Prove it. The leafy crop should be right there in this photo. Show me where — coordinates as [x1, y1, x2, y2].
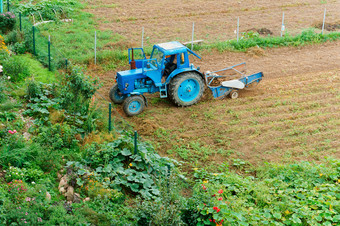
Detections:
[189, 159, 340, 225]
[66, 134, 176, 199]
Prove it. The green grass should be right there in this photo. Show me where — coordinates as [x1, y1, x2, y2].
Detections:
[192, 29, 340, 52]
[18, 54, 57, 84]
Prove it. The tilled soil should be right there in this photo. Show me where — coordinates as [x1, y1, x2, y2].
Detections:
[86, 0, 340, 44]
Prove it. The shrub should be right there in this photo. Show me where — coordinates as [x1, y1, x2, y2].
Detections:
[33, 123, 79, 150]
[59, 66, 100, 115]
[135, 176, 186, 225]
[2, 56, 30, 82]
[0, 12, 16, 33]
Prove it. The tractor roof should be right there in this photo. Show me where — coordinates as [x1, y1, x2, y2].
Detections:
[154, 41, 187, 55]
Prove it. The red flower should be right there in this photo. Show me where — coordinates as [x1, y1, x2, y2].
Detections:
[213, 219, 216, 223]
[217, 208, 221, 213]
[209, 219, 212, 222]
[203, 203, 206, 205]
[218, 189, 223, 194]
[218, 197, 223, 201]
[202, 185, 206, 190]
[213, 207, 218, 210]
[212, 194, 216, 197]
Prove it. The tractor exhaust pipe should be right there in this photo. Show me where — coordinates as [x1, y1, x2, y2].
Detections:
[130, 48, 136, 70]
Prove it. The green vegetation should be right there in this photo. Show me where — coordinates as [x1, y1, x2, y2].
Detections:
[193, 30, 340, 52]
[190, 159, 340, 225]
[1, 0, 339, 225]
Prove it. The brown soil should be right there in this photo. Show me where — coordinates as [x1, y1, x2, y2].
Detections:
[86, 0, 340, 168]
[314, 22, 340, 31]
[96, 41, 340, 169]
[86, 0, 340, 44]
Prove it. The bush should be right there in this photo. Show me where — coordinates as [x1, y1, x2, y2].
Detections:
[13, 42, 27, 54]
[135, 176, 186, 225]
[2, 56, 30, 82]
[60, 66, 100, 115]
[0, 12, 16, 33]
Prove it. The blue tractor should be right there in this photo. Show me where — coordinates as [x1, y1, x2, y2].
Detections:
[110, 41, 205, 116]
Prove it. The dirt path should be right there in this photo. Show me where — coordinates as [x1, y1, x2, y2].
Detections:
[86, 0, 340, 44]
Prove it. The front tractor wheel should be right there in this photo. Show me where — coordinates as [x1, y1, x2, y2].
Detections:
[168, 72, 205, 107]
[109, 84, 126, 104]
[123, 95, 145, 117]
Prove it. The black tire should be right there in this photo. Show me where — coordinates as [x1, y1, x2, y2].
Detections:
[109, 84, 125, 104]
[168, 72, 205, 107]
[123, 95, 145, 117]
[229, 90, 239, 99]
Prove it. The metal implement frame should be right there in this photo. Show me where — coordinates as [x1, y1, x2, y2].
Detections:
[205, 62, 263, 99]
[205, 62, 247, 87]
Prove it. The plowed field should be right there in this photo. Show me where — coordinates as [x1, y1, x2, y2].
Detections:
[87, 0, 340, 170]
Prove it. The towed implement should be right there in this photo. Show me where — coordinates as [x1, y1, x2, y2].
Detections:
[109, 41, 263, 116]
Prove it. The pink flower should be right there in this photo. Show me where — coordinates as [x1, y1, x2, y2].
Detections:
[218, 197, 223, 201]
[13, 130, 17, 133]
[25, 212, 28, 215]
[8, 130, 14, 134]
[218, 189, 223, 194]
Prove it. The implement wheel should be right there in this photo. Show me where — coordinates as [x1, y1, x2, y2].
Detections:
[123, 95, 145, 116]
[109, 84, 126, 104]
[229, 90, 239, 99]
[168, 72, 205, 106]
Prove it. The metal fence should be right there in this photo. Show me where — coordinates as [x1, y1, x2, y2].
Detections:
[2, 2, 69, 72]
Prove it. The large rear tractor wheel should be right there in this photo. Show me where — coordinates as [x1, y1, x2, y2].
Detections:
[109, 84, 125, 104]
[123, 95, 145, 116]
[168, 72, 205, 106]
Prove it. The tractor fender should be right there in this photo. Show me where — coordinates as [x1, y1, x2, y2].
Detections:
[129, 92, 148, 107]
[165, 68, 204, 84]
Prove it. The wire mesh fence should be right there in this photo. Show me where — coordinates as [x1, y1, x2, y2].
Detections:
[3, 2, 69, 72]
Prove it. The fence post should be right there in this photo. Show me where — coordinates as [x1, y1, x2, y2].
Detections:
[94, 31, 97, 65]
[6, 0, 8, 12]
[108, 103, 112, 132]
[237, 17, 239, 42]
[281, 12, 285, 37]
[19, 12, 22, 31]
[167, 164, 171, 189]
[0, 0, 3, 13]
[322, 8, 326, 35]
[191, 22, 195, 50]
[48, 35, 51, 71]
[134, 131, 138, 154]
[142, 27, 144, 49]
[32, 26, 36, 56]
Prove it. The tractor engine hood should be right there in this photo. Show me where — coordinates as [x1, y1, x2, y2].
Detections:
[116, 69, 146, 95]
